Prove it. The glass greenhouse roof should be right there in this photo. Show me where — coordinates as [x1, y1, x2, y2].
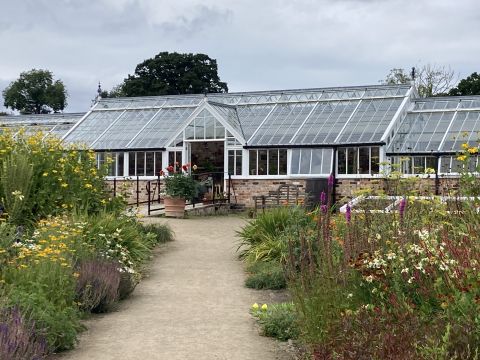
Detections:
[387, 97, 480, 154]
[62, 85, 413, 150]
[0, 113, 83, 138]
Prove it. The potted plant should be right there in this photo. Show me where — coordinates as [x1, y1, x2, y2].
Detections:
[161, 163, 196, 218]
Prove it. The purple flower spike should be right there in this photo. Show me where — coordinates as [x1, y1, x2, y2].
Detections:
[399, 197, 406, 219]
[320, 191, 326, 205]
[328, 173, 335, 189]
[345, 204, 351, 223]
[321, 204, 328, 213]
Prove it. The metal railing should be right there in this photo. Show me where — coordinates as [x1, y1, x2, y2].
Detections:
[111, 172, 236, 216]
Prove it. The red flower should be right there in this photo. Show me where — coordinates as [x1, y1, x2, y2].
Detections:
[167, 165, 174, 172]
[182, 164, 188, 171]
[159, 170, 165, 176]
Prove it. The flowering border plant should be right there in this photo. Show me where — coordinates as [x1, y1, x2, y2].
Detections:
[161, 163, 196, 199]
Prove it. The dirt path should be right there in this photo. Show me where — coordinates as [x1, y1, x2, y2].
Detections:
[55, 216, 292, 360]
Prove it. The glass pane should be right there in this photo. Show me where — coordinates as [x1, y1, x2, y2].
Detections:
[185, 122, 195, 140]
[371, 147, 380, 174]
[311, 149, 322, 174]
[347, 148, 358, 174]
[426, 157, 436, 173]
[136, 152, 145, 176]
[175, 151, 182, 167]
[258, 150, 267, 175]
[205, 116, 215, 139]
[106, 153, 115, 176]
[249, 150, 257, 175]
[440, 156, 451, 173]
[291, 149, 300, 174]
[300, 149, 311, 174]
[117, 153, 124, 176]
[268, 150, 279, 175]
[322, 149, 333, 174]
[194, 117, 204, 140]
[236, 150, 243, 175]
[338, 148, 347, 174]
[155, 152, 163, 176]
[168, 152, 175, 169]
[279, 149, 287, 175]
[128, 107, 195, 148]
[249, 103, 314, 145]
[215, 120, 225, 139]
[358, 147, 370, 174]
[228, 150, 235, 175]
[145, 152, 155, 176]
[413, 157, 426, 174]
[128, 152, 136, 176]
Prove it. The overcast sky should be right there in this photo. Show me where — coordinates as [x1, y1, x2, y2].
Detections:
[1, 0, 479, 113]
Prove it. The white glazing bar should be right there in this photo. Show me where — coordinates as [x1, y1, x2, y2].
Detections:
[162, 102, 207, 148]
[333, 99, 363, 143]
[380, 87, 413, 142]
[246, 104, 278, 144]
[125, 107, 164, 148]
[289, 101, 319, 143]
[438, 101, 462, 151]
[61, 105, 97, 141]
[206, 103, 245, 143]
[90, 110, 127, 148]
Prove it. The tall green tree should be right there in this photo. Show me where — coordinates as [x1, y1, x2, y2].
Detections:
[449, 72, 480, 96]
[117, 52, 228, 97]
[2, 69, 67, 114]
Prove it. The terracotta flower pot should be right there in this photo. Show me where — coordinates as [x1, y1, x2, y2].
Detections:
[164, 197, 186, 218]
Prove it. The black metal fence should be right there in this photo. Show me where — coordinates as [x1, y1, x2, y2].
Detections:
[111, 172, 235, 216]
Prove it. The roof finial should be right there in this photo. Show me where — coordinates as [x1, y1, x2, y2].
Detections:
[97, 82, 103, 96]
[411, 67, 416, 81]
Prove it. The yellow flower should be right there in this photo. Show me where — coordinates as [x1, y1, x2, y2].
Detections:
[261, 304, 268, 311]
[61, 183, 68, 188]
[468, 147, 478, 154]
[42, 172, 49, 177]
[73, 272, 80, 278]
[252, 303, 259, 311]
[462, 143, 469, 149]
[84, 183, 93, 189]
[457, 155, 467, 161]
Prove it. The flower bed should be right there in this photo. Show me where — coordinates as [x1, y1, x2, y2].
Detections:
[0, 131, 173, 358]
[239, 144, 480, 359]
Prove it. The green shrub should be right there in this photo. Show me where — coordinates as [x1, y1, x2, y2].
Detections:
[3, 246, 82, 352]
[0, 131, 117, 225]
[237, 207, 311, 264]
[245, 261, 286, 290]
[81, 212, 157, 271]
[0, 152, 33, 225]
[251, 302, 299, 341]
[6, 288, 82, 352]
[140, 223, 174, 244]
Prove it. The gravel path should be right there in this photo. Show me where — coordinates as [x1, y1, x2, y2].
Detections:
[54, 216, 292, 360]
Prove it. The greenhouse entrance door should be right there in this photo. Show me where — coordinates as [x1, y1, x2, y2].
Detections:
[189, 141, 225, 202]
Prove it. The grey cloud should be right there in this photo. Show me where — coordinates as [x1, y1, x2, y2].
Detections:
[1, 0, 480, 112]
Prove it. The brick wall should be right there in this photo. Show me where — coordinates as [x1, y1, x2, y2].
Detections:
[106, 179, 165, 205]
[106, 176, 463, 208]
[229, 179, 307, 208]
[335, 177, 461, 201]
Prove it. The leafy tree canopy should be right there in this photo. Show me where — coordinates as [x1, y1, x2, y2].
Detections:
[112, 52, 228, 97]
[2, 69, 67, 114]
[449, 72, 480, 96]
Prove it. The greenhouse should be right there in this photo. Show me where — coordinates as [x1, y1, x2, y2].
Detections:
[2, 83, 479, 205]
